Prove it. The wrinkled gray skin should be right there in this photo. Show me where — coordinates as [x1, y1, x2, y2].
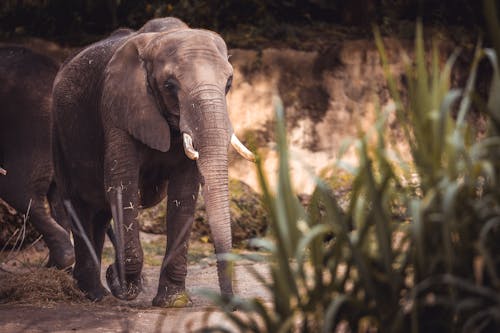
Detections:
[0, 46, 74, 269]
[52, 17, 236, 305]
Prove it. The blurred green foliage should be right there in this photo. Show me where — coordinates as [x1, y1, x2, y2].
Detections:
[203, 1, 500, 332]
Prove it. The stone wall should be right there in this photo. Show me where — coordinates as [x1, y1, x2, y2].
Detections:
[227, 39, 417, 194]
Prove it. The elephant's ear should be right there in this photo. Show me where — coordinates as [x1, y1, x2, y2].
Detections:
[102, 35, 170, 152]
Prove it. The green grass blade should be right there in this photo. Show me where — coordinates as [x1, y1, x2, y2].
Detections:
[323, 295, 350, 333]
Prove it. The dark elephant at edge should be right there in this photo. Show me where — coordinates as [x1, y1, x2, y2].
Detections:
[51, 17, 254, 305]
[0, 46, 74, 268]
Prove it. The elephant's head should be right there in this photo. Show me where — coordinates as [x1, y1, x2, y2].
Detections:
[102, 27, 254, 296]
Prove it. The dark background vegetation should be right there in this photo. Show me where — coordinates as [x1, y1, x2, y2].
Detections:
[0, 0, 489, 49]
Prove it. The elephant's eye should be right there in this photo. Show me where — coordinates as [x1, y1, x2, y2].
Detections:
[225, 76, 233, 94]
[163, 79, 178, 93]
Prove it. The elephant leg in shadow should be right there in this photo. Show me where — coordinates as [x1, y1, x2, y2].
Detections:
[70, 198, 111, 301]
[29, 196, 74, 270]
[153, 162, 200, 307]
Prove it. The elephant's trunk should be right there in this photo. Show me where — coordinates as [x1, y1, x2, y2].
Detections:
[198, 150, 233, 295]
[185, 86, 233, 296]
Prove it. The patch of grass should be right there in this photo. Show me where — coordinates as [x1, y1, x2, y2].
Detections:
[142, 238, 166, 257]
[102, 236, 168, 267]
[188, 241, 213, 264]
[142, 238, 166, 266]
[101, 246, 115, 266]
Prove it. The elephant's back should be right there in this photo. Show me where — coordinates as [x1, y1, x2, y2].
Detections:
[52, 32, 134, 145]
[0, 46, 58, 78]
[54, 34, 129, 99]
[0, 46, 58, 122]
[0, 46, 57, 210]
[53, 31, 133, 134]
[51, 34, 133, 204]
[0, 46, 58, 157]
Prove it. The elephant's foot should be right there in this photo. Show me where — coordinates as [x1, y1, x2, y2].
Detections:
[77, 282, 110, 302]
[106, 264, 141, 300]
[46, 240, 75, 270]
[87, 287, 110, 302]
[46, 257, 73, 274]
[152, 286, 192, 308]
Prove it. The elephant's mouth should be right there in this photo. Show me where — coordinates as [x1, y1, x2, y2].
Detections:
[164, 112, 180, 131]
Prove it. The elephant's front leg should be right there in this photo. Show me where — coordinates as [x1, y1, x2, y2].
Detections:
[153, 161, 200, 307]
[104, 130, 143, 300]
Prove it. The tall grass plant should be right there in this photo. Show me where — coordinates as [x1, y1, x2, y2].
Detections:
[207, 2, 500, 331]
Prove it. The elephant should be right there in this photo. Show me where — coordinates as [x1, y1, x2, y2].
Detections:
[51, 17, 254, 306]
[0, 46, 74, 268]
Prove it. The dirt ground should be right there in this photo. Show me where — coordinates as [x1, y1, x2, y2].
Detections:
[0, 233, 271, 333]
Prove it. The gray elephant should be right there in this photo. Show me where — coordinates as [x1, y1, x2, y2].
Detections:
[51, 17, 254, 306]
[0, 46, 74, 268]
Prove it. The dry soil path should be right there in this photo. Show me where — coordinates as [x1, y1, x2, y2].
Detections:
[0, 236, 271, 333]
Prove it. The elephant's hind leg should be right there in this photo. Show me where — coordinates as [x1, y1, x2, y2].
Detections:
[70, 200, 110, 301]
[47, 181, 72, 231]
[30, 197, 74, 269]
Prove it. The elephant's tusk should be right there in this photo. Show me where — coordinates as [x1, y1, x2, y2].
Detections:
[183, 133, 199, 160]
[0, 167, 6, 175]
[231, 134, 256, 162]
